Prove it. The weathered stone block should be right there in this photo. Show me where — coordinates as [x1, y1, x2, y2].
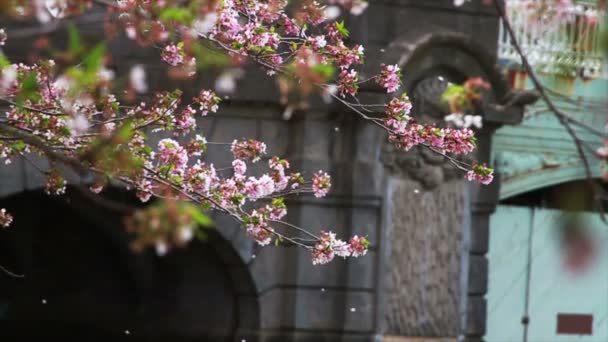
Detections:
[467, 256, 488, 295]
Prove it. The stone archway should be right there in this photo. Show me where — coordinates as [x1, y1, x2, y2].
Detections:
[0, 188, 260, 341]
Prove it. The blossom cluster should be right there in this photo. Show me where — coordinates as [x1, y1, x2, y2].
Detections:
[0, 0, 493, 263]
[126, 200, 198, 256]
[312, 231, 369, 265]
[377, 64, 402, 93]
[0, 208, 13, 228]
[161, 43, 185, 66]
[312, 171, 332, 198]
[338, 69, 359, 97]
[384, 93, 478, 158]
[466, 164, 494, 185]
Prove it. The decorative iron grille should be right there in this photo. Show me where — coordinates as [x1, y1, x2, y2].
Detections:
[498, 0, 606, 79]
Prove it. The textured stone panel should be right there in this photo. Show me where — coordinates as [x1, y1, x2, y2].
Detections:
[384, 179, 465, 336]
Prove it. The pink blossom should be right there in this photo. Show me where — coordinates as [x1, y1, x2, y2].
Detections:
[45, 170, 66, 196]
[135, 178, 154, 203]
[216, 178, 241, 208]
[280, 14, 300, 36]
[161, 43, 185, 66]
[337, 69, 359, 97]
[389, 123, 425, 151]
[585, 12, 598, 25]
[174, 106, 196, 133]
[155, 240, 168, 256]
[247, 25, 280, 50]
[465, 164, 494, 185]
[312, 231, 347, 265]
[157, 139, 189, 174]
[231, 139, 267, 162]
[327, 0, 369, 15]
[268, 198, 287, 220]
[443, 128, 476, 154]
[129, 65, 148, 93]
[245, 174, 276, 200]
[0, 28, 6, 46]
[186, 135, 207, 157]
[269, 206, 287, 220]
[309, 35, 327, 49]
[65, 114, 90, 136]
[248, 224, 273, 246]
[0, 208, 13, 228]
[184, 161, 217, 194]
[312, 171, 331, 198]
[269, 157, 290, 191]
[193, 89, 220, 116]
[184, 56, 197, 77]
[596, 141, 608, 158]
[348, 235, 369, 257]
[214, 2, 241, 41]
[386, 93, 412, 118]
[384, 94, 412, 135]
[327, 42, 364, 70]
[246, 210, 273, 246]
[426, 127, 445, 148]
[233, 159, 247, 176]
[297, 0, 325, 25]
[90, 183, 104, 194]
[377, 64, 401, 93]
[325, 22, 346, 42]
[269, 156, 290, 171]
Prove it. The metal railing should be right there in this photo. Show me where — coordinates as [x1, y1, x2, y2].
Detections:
[498, 0, 606, 79]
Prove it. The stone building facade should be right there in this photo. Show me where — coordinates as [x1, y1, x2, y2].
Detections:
[0, 1, 518, 341]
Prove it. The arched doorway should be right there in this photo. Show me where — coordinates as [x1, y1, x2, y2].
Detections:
[0, 188, 259, 341]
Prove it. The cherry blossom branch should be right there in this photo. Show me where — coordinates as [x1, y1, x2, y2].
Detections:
[273, 220, 320, 240]
[0, 264, 25, 278]
[0, 0, 483, 263]
[0, 97, 68, 117]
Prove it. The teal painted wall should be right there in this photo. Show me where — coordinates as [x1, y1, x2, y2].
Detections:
[492, 76, 607, 199]
[487, 206, 608, 342]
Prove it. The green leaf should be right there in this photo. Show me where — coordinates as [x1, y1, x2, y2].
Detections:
[191, 42, 230, 68]
[158, 164, 172, 177]
[16, 72, 41, 103]
[10, 140, 26, 152]
[115, 123, 134, 142]
[159, 8, 195, 24]
[68, 24, 82, 56]
[361, 237, 370, 248]
[312, 63, 335, 80]
[83, 43, 106, 72]
[272, 197, 285, 208]
[441, 83, 465, 103]
[0, 54, 10, 69]
[187, 205, 213, 227]
[336, 21, 350, 38]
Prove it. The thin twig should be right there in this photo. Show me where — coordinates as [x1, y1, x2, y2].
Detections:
[0, 264, 25, 278]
